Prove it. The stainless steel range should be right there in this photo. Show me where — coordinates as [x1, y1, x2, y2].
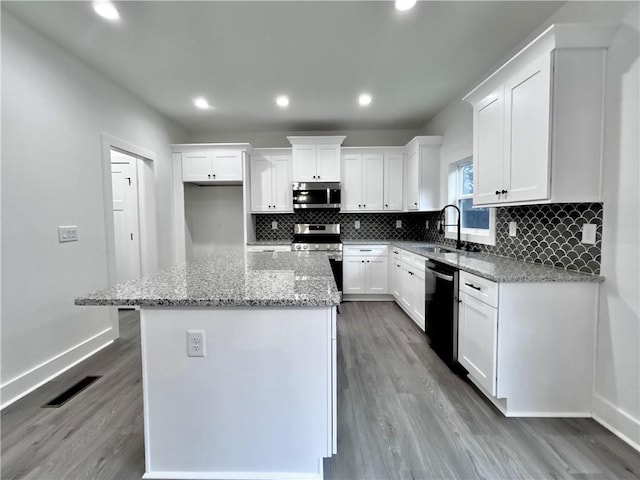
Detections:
[291, 223, 343, 294]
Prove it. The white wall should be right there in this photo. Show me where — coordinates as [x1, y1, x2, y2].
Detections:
[184, 185, 244, 258]
[422, 2, 640, 449]
[1, 12, 187, 407]
[189, 129, 423, 148]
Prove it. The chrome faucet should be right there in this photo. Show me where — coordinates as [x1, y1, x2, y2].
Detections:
[438, 204, 463, 250]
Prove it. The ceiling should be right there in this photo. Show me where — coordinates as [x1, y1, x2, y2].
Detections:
[2, 1, 565, 134]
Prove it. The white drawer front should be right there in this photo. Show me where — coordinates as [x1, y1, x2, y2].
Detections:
[344, 245, 388, 257]
[459, 271, 498, 308]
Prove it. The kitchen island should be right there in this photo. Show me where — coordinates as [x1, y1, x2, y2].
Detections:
[76, 249, 340, 480]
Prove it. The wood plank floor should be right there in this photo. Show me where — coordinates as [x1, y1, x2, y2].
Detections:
[2, 303, 639, 480]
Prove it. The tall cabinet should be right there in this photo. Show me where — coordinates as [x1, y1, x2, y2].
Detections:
[463, 24, 617, 207]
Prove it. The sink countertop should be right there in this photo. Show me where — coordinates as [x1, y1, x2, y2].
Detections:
[390, 241, 603, 283]
[75, 249, 340, 307]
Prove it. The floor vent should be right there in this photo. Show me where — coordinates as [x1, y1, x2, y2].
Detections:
[42, 376, 102, 408]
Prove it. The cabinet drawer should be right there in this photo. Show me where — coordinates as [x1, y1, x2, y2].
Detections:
[460, 271, 498, 308]
[344, 245, 388, 257]
[398, 249, 425, 272]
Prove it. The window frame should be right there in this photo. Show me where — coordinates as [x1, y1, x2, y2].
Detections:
[446, 157, 496, 246]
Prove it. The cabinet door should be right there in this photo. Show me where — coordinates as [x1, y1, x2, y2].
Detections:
[458, 292, 498, 395]
[406, 150, 419, 210]
[474, 90, 505, 205]
[342, 154, 363, 211]
[390, 260, 402, 299]
[250, 155, 272, 212]
[293, 145, 317, 181]
[503, 54, 552, 203]
[271, 155, 293, 212]
[317, 144, 341, 181]
[400, 263, 414, 310]
[384, 153, 403, 210]
[182, 151, 212, 182]
[212, 151, 243, 181]
[365, 256, 388, 294]
[412, 268, 426, 331]
[342, 256, 366, 294]
[362, 153, 384, 211]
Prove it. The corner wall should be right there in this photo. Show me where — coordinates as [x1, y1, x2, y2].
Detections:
[0, 12, 187, 407]
[422, 2, 639, 449]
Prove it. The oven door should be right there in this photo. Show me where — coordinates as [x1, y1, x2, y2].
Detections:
[293, 182, 340, 209]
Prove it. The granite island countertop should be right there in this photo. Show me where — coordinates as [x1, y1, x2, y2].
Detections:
[343, 240, 603, 283]
[75, 249, 341, 307]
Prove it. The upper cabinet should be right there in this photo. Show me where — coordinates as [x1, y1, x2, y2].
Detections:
[341, 148, 405, 212]
[176, 144, 249, 184]
[288, 136, 346, 182]
[404, 136, 442, 211]
[250, 149, 293, 213]
[463, 24, 618, 207]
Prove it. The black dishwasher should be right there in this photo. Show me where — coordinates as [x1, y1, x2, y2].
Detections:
[425, 260, 461, 370]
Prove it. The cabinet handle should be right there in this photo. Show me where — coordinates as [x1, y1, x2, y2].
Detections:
[409, 271, 414, 276]
[358, 204, 361, 208]
[208, 174, 211, 179]
[363, 204, 366, 207]
[464, 282, 482, 291]
[359, 249, 372, 252]
[385, 204, 388, 207]
[414, 202, 418, 206]
[317, 176, 321, 179]
[366, 260, 370, 263]
[495, 190, 500, 195]
[396, 265, 400, 268]
[313, 175, 316, 179]
[361, 260, 365, 263]
[501, 189, 508, 194]
[213, 174, 216, 178]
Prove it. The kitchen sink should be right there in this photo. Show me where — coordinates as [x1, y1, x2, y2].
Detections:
[417, 246, 456, 254]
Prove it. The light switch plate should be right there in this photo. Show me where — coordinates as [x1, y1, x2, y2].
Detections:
[396, 220, 402, 229]
[508, 222, 517, 237]
[582, 223, 597, 244]
[271, 221, 278, 230]
[58, 226, 78, 243]
[355, 220, 360, 230]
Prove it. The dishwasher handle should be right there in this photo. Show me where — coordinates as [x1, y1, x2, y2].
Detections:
[427, 268, 454, 282]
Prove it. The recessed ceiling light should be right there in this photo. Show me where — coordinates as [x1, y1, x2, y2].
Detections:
[92, 0, 120, 21]
[395, 0, 417, 11]
[276, 95, 290, 108]
[358, 93, 372, 107]
[193, 97, 212, 110]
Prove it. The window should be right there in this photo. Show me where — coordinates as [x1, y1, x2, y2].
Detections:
[447, 158, 495, 245]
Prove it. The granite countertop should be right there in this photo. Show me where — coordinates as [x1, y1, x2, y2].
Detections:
[246, 240, 292, 246]
[75, 249, 340, 307]
[390, 241, 603, 283]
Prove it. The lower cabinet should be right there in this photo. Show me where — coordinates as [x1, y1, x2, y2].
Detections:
[343, 245, 388, 295]
[390, 247, 426, 331]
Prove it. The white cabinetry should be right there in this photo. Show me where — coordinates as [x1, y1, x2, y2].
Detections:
[250, 150, 292, 213]
[181, 149, 243, 184]
[464, 24, 617, 207]
[404, 137, 442, 211]
[288, 136, 345, 182]
[457, 270, 599, 417]
[343, 245, 388, 295]
[341, 148, 404, 212]
[391, 247, 426, 331]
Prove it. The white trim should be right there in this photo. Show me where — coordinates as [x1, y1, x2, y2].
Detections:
[593, 394, 640, 452]
[0, 327, 114, 409]
[342, 294, 395, 302]
[142, 471, 322, 480]
[287, 135, 346, 145]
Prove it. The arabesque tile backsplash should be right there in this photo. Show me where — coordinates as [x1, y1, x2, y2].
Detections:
[254, 203, 602, 275]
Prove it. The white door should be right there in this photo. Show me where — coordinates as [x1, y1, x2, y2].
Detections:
[342, 154, 363, 211]
[390, 260, 402, 299]
[503, 54, 552, 203]
[365, 256, 388, 294]
[293, 145, 317, 181]
[317, 144, 341, 181]
[458, 292, 498, 395]
[250, 155, 272, 212]
[474, 89, 505, 205]
[400, 263, 414, 310]
[406, 150, 419, 210]
[384, 153, 403, 210]
[362, 153, 384, 211]
[271, 154, 292, 212]
[342, 256, 366, 294]
[111, 151, 141, 283]
[212, 151, 243, 181]
[412, 268, 426, 331]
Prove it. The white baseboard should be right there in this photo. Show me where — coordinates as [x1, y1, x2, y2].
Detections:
[593, 393, 640, 452]
[142, 471, 322, 480]
[0, 327, 115, 410]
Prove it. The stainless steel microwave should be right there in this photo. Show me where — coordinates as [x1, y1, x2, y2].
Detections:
[292, 182, 341, 210]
